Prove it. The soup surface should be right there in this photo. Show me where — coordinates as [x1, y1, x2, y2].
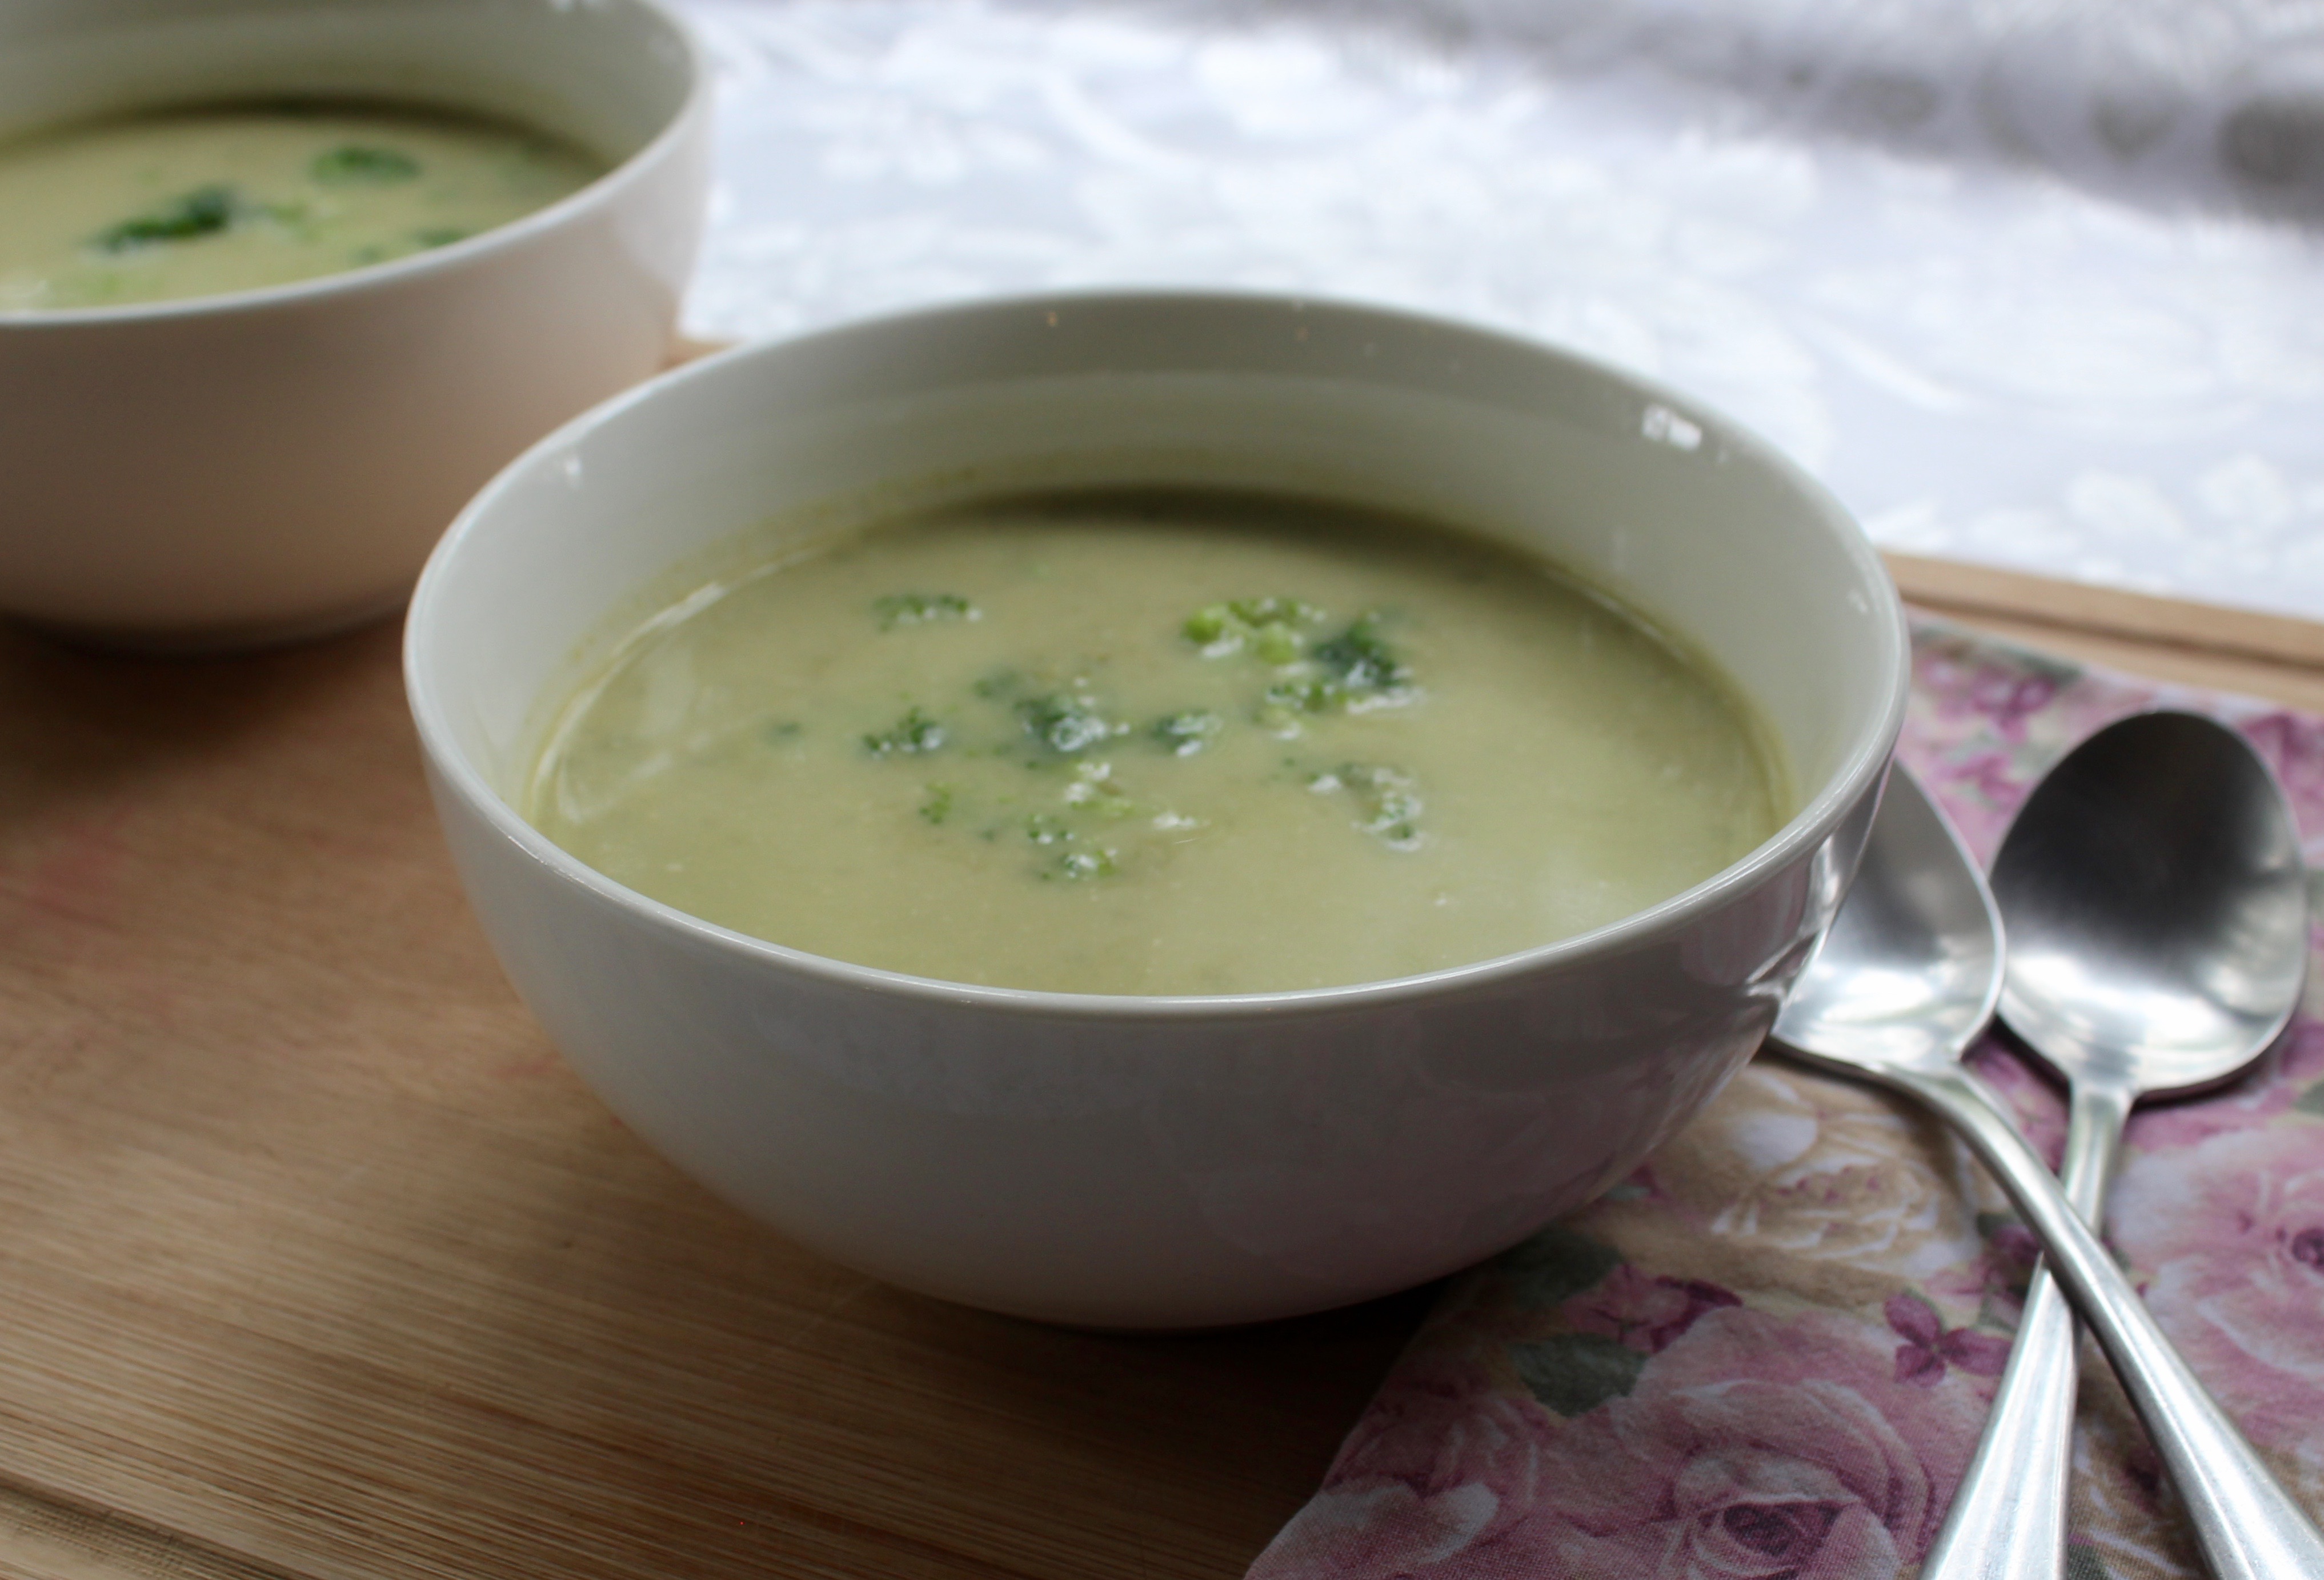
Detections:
[527, 491, 1787, 995]
[0, 103, 603, 311]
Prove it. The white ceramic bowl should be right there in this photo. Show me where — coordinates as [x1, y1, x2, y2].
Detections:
[0, 0, 710, 648]
[407, 292, 1909, 1329]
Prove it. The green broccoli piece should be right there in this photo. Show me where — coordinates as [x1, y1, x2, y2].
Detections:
[1019, 693, 1118, 755]
[1064, 760, 1140, 818]
[873, 592, 977, 630]
[1262, 678, 1342, 717]
[1023, 812, 1120, 878]
[310, 145, 422, 184]
[919, 784, 956, 825]
[93, 186, 240, 251]
[1256, 616, 1415, 727]
[1151, 710, 1224, 756]
[1048, 849, 1118, 881]
[1184, 596, 1325, 659]
[1310, 763, 1424, 848]
[1183, 607, 1230, 646]
[864, 707, 946, 757]
[1313, 618, 1410, 694]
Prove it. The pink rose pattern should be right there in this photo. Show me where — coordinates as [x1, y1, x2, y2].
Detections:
[1252, 621, 2324, 1580]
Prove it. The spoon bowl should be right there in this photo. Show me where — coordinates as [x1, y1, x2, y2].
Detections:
[1774, 765, 2003, 1078]
[1994, 709, 2307, 1094]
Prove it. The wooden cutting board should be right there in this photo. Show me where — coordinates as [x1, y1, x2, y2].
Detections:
[0, 549, 2316, 1580]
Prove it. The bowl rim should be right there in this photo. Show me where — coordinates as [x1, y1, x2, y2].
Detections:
[406, 286, 1910, 1022]
[0, 0, 709, 329]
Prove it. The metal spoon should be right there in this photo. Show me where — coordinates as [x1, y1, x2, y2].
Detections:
[1772, 763, 2324, 1580]
[1927, 711, 2310, 1580]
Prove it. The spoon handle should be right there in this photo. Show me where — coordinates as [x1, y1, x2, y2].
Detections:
[1892, 1064, 2324, 1580]
[1918, 1270, 2075, 1580]
[1919, 1082, 2131, 1580]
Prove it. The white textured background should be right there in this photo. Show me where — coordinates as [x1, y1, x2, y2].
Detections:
[671, 0, 2324, 620]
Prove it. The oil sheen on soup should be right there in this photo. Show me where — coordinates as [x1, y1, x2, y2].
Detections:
[528, 490, 1789, 996]
[0, 103, 603, 311]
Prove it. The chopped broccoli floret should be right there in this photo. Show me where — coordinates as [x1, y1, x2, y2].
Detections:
[1151, 710, 1223, 756]
[1309, 763, 1424, 848]
[1183, 608, 1229, 646]
[919, 783, 956, 824]
[1048, 849, 1118, 881]
[1023, 811, 1121, 878]
[873, 592, 977, 630]
[1063, 761, 1140, 818]
[94, 186, 239, 251]
[310, 145, 422, 184]
[1184, 596, 1326, 659]
[1313, 618, 1410, 694]
[864, 706, 946, 756]
[1255, 615, 1415, 729]
[1262, 678, 1340, 717]
[1019, 693, 1118, 754]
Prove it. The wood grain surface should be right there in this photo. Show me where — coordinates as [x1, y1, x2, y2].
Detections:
[0, 557, 2315, 1580]
[1887, 551, 2324, 712]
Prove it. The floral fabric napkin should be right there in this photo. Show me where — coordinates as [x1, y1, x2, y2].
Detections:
[1248, 621, 2324, 1580]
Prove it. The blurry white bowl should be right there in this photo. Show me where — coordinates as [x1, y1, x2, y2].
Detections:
[0, 0, 710, 648]
[407, 291, 1908, 1329]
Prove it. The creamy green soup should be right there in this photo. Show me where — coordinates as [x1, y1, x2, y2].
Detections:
[527, 491, 1788, 996]
[0, 103, 603, 311]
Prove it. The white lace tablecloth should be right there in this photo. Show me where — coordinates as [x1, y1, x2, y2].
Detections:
[671, 0, 2324, 623]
